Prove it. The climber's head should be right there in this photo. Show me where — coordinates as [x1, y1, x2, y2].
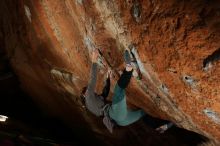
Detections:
[81, 86, 87, 96]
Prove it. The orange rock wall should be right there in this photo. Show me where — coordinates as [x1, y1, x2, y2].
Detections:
[1, 0, 220, 143]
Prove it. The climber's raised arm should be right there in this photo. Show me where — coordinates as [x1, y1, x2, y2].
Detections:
[87, 49, 99, 93]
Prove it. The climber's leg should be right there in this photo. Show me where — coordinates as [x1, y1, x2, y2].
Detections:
[116, 109, 145, 126]
[109, 49, 132, 122]
[109, 68, 145, 126]
[109, 84, 127, 121]
[109, 49, 145, 126]
[109, 67, 133, 122]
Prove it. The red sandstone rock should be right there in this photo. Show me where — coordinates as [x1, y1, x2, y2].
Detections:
[1, 0, 220, 144]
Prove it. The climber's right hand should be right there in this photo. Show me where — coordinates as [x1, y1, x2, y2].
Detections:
[92, 49, 99, 63]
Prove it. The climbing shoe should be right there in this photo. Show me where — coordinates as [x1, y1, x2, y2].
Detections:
[130, 49, 142, 80]
[131, 62, 141, 80]
[124, 49, 132, 65]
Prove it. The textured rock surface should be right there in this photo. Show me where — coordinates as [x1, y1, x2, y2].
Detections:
[1, 0, 220, 144]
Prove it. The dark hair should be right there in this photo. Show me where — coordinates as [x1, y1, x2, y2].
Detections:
[81, 86, 87, 95]
[80, 86, 87, 106]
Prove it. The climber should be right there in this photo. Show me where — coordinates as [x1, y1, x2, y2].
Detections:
[80, 49, 145, 133]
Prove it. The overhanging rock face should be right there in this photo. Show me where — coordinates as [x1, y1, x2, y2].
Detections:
[1, 0, 220, 144]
